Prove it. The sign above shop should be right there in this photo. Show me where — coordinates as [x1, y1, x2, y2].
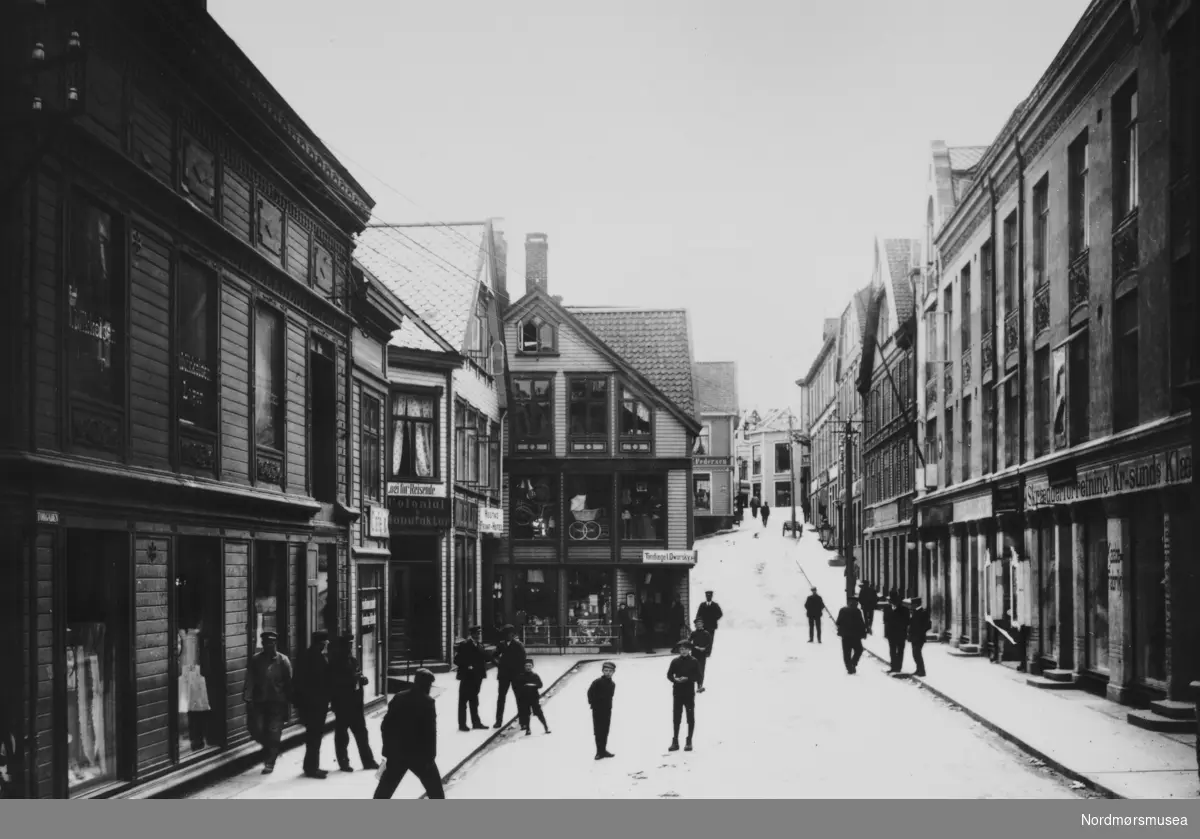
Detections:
[953, 494, 993, 522]
[643, 550, 697, 565]
[479, 506, 504, 535]
[919, 503, 953, 529]
[1025, 445, 1192, 510]
[387, 481, 447, 499]
[366, 505, 389, 538]
[694, 456, 732, 468]
[873, 502, 899, 529]
[388, 496, 451, 529]
[36, 510, 59, 525]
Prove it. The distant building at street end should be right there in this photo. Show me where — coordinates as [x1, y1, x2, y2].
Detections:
[691, 361, 740, 535]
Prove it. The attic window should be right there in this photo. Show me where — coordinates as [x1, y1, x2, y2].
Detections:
[520, 315, 557, 354]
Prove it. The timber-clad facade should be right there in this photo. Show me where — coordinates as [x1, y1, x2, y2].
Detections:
[0, 0, 374, 798]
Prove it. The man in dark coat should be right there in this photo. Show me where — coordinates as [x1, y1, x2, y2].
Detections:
[804, 586, 826, 643]
[858, 581, 880, 635]
[750, 495, 761, 519]
[587, 661, 617, 760]
[293, 630, 333, 779]
[330, 634, 379, 772]
[688, 619, 713, 692]
[835, 597, 867, 675]
[907, 597, 932, 677]
[242, 631, 293, 775]
[882, 590, 910, 674]
[695, 591, 724, 656]
[617, 603, 636, 653]
[372, 668, 445, 799]
[492, 624, 527, 728]
[453, 625, 490, 732]
[667, 641, 703, 752]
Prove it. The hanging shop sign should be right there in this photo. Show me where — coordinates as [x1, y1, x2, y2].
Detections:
[694, 456, 732, 468]
[478, 506, 504, 535]
[642, 550, 698, 565]
[388, 496, 451, 529]
[387, 481, 447, 498]
[36, 510, 59, 525]
[366, 505, 389, 538]
[1024, 445, 1192, 510]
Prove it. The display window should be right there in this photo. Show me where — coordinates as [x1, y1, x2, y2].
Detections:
[512, 474, 559, 540]
[253, 542, 288, 654]
[357, 564, 384, 701]
[174, 537, 224, 758]
[567, 474, 612, 542]
[513, 568, 559, 645]
[619, 474, 666, 541]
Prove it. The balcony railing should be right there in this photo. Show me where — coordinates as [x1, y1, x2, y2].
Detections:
[961, 347, 973, 387]
[981, 330, 995, 374]
[1004, 310, 1019, 358]
[925, 377, 937, 409]
[1113, 209, 1139, 281]
[944, 366, 954, 402]
[1068, 250, 1090, 315]
[1033, 283, 1050, 337]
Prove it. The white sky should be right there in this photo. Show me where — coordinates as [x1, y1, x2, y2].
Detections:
[208, 0, 1091, 413]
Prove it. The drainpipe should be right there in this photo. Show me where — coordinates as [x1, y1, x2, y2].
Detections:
[1015, 136, 1028, 473]
[987, 173, 999, 475]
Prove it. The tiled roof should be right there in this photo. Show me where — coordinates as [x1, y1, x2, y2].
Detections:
[693, 361, 738, 416]
[749, 406, 797, 434]
[567, 307, 696, 417]
[355, 222, 488, 350]
[853, 287, 872, 338]
[882, 238, 920, 325]
[948, 146, 989, 172]
[391, 319, 446, 352]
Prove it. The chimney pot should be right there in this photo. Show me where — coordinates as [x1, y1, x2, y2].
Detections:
[525, 232, 548, 295]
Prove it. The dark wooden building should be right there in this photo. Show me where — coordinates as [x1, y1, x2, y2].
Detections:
[0, 0, 374, 798]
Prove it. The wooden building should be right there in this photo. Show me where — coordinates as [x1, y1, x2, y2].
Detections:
[0, 0, 373, 798]
[691, 361, 739, 535]
[499, 235, 702, 652]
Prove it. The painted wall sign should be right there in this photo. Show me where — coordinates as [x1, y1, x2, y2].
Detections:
[366, 505, 389, 538]
[953, 494, 993, 522]
[388, 496, 451, 529]
[36, 510, 59, 525]
[694, 456, 732, 468]
[479, 506, 504, 534]
[1024, 445, 1192, 509]
[873, 502, 899, 528]
[388, 481, 448, 498]
[919, 503, 953, 529]
[642, 550, 697, 565]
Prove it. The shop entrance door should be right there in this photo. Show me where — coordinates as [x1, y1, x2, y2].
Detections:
[940, 535, 952, 639]
[1131, 496, 1167, 689]
[389, 563, 441, 664]
[1057, 518, 1075, 668]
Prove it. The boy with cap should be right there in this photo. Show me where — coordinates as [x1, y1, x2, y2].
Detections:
[587, 661, 617, 760]
[242, 631, 293, 774]
[688, 619, 713, 693]
[695, 591, 723, 656]
[667, 641, 702, 751]
[453, 625, 490, 732]
[515, 659, 551, 735]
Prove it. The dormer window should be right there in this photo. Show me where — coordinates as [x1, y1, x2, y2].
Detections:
[465, 297, 491, 371]
[519, 315, 557, 354]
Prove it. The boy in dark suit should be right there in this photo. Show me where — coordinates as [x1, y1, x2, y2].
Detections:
[587, 661, 617, 760]
[515, 659, 551, 735]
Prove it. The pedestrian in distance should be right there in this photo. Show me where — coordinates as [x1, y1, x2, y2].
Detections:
[804, 586, 826, 643]
[760, 502, 771, 528]
[882, 590, 910, 674]
[330, 634, 379, 772]
[750, 495, 761, 519]
[695, 590, 724, 657]
[858, 582, 880, 636]
[515, 660, 551, 735]
[617, 602, 636, 653]
[907, 597, 931, 677]
[373, 668, 445, 799]
[292, 630, 334, 779]
[493, 624, 527, 728]
[587, 661, 617, 760]
[835, 597, 867, 675]
[640, 596, 658, 654]
[667, 641, 702, 752]
[242, 631, 292, 775]
[453, 625, 490, 732]
[688, 619, 713, 692]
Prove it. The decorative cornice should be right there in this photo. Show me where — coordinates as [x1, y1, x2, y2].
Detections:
[941, 201, 992, 267]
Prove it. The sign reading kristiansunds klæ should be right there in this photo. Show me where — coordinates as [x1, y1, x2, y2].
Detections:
[1024, 445, 1191, 509]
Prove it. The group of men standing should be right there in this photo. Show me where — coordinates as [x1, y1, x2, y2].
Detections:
[830, 584, 932, 677]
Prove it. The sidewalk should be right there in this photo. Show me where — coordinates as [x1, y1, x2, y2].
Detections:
[183, 650, 669, 799]
[783, 534, 1199, 799]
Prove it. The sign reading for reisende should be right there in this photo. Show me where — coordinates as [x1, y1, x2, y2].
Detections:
[387, 481, 447, 498]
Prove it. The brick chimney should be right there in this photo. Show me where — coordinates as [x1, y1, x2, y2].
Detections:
[525, 233, 548, 295]
[490, 226, 509, 306]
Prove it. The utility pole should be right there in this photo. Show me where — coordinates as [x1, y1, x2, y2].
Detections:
[788, 410, 799, 539]
[843, 418, 855, 599]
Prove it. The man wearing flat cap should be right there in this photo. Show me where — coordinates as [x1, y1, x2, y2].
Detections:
[453, 625, 490, 732]
[242, 631, 293, 774]
[293, 630, 333, 778]
[492, 624, 527, 728]
[695, 591, 724, 657]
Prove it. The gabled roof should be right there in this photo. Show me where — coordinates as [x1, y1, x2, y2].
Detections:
[506, 288, 702, 435]
[745, 406, 797, 435]
[948, 146, 990, 171]
[882, 238, 921, 325]
[568, 307, 696, 418]
[693, 362, 738, 416]
[355, 222, 491, 351]
[352, 259, 457, 354]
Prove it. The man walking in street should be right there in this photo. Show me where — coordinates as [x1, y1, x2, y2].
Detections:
[667, 641, 702, 752]
[836, 597, 867, 675]
[330, 634, 379, 772]
[695, 590, 724, 656]
[242, 631, 292, 775]
[882, 590, 910, 674]
[293, 630, 333, 779]
[587, 661, 617, 760]
[453, 625, 490, 732]
[688, 619, 713, 692]
[907, 597, 931, 677]
[493, 624, 527, 728]
[750, 494, 760, 520]
[859, 581, 879, 636]
[804, 586, 825, 643]
[373, 668, 445, 799]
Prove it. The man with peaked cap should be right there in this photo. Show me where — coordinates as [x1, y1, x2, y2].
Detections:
[493, 624, 527, 728]
[453, 625, 490, 732]
[695, 590, 724, 656]
[293, 630, 333, 778]
[804, 586, 826, 643]
[242, 631, 293, 775]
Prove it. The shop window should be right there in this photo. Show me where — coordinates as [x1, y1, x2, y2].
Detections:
[310, 337, 338, 502]
[1083, 508, 1109, 672]
[693, 473, 712, 512]
[775, 442, 791, 474]
[455, 537, 478, 638]
[567, 569, 612, 636]
[694, 424, 710, 455]
[512, 474, 559, 540]
[568, 375, 609, 453]
[175, 536, 224, 757]
[252, 542, 287, 654]
[620, 474, 666, 542]
[619, 387, 653, 454]
[566, 474, 612, 542]
[752, 444, 762, 476]
[518, 315, 556, 354]
[361, 394, 382, 503]
[356, 564, 384, 701]
[774, 481, 791, 509]
[176, 258, 219, 434]
[514, 568, 559, 634]
[253, 305, 285, 453]
[390, 392, 438, 479]
[68, 196, 126, 408]
[64, 531, 129, 796]
[512, 376, 553, 454]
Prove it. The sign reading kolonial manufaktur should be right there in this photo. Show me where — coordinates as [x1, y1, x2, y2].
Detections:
[1024, 445, 1192, 509]
[388, 496, 451, 529]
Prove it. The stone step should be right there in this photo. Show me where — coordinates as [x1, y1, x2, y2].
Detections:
[946, 649, 981, 657]
[1043, 669, 1075, 683]
[1126, 709, 1195, 734]
[958, 643, 981, 654]
[1148, 699, 1197, 721]
[1026, 675, 1078, 691]
[924, 632, 940, 642]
